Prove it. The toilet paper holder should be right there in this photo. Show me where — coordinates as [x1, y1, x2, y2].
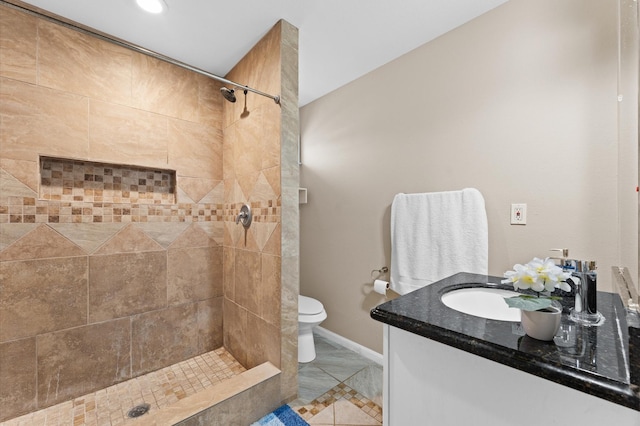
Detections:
[371, 266, 389, 279]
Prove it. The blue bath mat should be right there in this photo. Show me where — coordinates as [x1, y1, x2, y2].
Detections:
[251, 404, 309, 426]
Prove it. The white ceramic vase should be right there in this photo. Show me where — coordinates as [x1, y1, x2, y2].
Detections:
[520, 303, 562, 341]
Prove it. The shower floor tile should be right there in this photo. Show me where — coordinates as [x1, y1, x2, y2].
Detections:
[1, 348, 245, 426]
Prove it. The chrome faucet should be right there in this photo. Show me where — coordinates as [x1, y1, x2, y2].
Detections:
[565, 259, 604, 326]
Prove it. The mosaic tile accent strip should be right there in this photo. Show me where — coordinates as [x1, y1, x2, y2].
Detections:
[0, 348, 246, 426]
[1, 162, 281, 226]
[39, 157, 176, 205]
[225, 201, 282, 224]
[0, 199, 280, 225]
[291, 383, 383, 424]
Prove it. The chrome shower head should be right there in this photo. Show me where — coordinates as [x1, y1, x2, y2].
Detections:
[220, 87, 236, 103]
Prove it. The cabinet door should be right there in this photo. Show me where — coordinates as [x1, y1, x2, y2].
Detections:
[385, 326, 638, 425]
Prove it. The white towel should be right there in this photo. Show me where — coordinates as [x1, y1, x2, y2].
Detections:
[390, 188, 488, 295]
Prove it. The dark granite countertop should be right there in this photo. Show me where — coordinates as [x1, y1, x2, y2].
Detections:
[370, 272, 640, 411]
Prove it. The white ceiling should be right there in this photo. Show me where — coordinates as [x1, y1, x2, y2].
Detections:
[17, 0, 508, 106]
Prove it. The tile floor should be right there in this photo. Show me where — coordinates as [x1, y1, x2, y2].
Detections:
[0, 348, 245, 426]
[2, 333, 383, 426]
[289, 333, 383, 425]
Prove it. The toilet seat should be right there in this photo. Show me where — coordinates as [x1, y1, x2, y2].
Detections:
[297, 295, 327, 363]
[299, 295, 324, 315]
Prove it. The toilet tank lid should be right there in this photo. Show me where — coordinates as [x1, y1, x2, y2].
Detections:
[299, 295, 324, 315]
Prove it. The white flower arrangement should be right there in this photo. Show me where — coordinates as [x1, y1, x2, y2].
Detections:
[502, 257, 572, 311]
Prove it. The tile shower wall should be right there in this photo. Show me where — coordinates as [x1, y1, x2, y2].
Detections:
[0, 5, 227, 421]
[222, 23, 284, 371]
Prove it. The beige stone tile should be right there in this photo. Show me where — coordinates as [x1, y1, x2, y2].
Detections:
[167, 118, 222, 180]
[88, 100, 168, 168]
[224, 219, 245, 249]
[261, 105, 281, 170]
[0, 158, 38, 192]
[252, 221, 279, 253]
[36, 318, 131, 408]
[333, 399, 380, 425]
[223, 246, 235, 302]
[0, 338, 36, 422]
[236, 171, 260, 206]
[250, 172, 278, 202]
[167, 246, 222, 305]
[0, 167, 37, 204]
[308, 405, 334, 425]
[263, 165, 281, 198]
[225, 179, 247, 205]
[196, 75, 223, 128]
[223, 220, 236, 247]
[261, 253, 281, 327]
[234, 249, 261, 315]
[0, 223, 38, 252]
[198, 180, 224, 205]
[278, 19, 299, 404]
[131, 53, 199, 122]
[177, 185, 196, 204]
[88, 251, 167, 322]
[222, 126, 236, 180]
[246, 312, 280, 369]
[131, 303, 199, 376]
[177, 177, 220, 204]
[134, 222, 190, 249]
[253, 23, 282, 109]
[135, 362, 279, 426]
[223, 298, 247, 367]
[169, 223, 216, 250]
[0, 256, 88, 342]
[196, 297, 223, 352]
[233, 111, 263, 178]
[38, 20, 132, 105]
[48, 223, 127, 254]
[0, 5, 37, 84]
[0, 224, 86, 261]
[262, 223, 282, 256]
[237, 222, 260, 251]
[196, 221, 224, 246]
[0, 77, 89, 162]
[225, 22, 281, 113]
[93, 224, 164, 255]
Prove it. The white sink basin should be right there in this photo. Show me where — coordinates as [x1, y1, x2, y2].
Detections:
[441, 287, 521, 322]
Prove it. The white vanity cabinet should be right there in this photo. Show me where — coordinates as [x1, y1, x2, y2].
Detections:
[370, 273, 640, 426]
[383, 325, 639, 426]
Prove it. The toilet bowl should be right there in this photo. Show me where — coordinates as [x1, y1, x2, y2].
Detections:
[298, 295, 327, 363]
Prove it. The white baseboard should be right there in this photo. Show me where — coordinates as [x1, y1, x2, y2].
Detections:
[314, 326, 383, 365]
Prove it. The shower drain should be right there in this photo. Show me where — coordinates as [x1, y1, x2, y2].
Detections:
[127, 403, 151, 418]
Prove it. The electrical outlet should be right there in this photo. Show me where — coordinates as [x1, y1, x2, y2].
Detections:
[510, 203, 527, 225]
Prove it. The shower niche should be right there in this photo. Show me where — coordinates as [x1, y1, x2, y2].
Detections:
[36, 156, 184, 223]
[39, 156, 177, 204]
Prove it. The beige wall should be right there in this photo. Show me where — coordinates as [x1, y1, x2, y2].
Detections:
[300, 0, 632, 354]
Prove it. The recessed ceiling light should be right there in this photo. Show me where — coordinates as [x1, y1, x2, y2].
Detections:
[136, 0, 166, 14]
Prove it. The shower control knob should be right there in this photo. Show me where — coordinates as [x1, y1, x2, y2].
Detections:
[236, 204, 252, 228]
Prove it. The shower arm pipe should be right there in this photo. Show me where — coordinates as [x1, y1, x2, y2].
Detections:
[1, 0, 281, 105]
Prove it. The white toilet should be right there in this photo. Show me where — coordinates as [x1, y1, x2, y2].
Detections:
[298, 295, 327, 363]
